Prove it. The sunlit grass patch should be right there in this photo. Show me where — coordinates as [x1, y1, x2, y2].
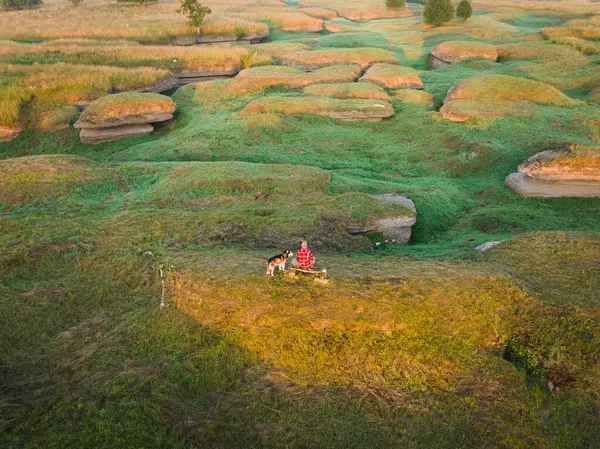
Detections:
[304, 83, 391, 101]
[444, 75, 578, 107]
[519, 144, 600, 181]
[498, 41, 598, 90]
[0, 40, 271, 72]
[299, 0, 413, 21]
[240, 96, 395, 121]
[248, 42, 313, 60]
[240, 9, 324, 32]
[431, 40, 498, 64]
[227, 64, 362, 95]
[392, 89, 433, 106]
[281, 47, 398, 70]
[0, 154, 94, 206]
[144, 161, 331, 199]
[441, 74, 579, 123]
[297, 7, 338, 20]
[75, 93, 176, 127]
[360, 63, 423, 89]
[542, 16, 600, 55]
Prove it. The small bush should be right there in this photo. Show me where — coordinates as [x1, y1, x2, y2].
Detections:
[69, 0, 82, 6]
[456, 0, 473, 21]
[386, 0, 406, 8]
[1, 0, 42, 10]
[177, 0, 212, 35]
[423, 0, 455, 27]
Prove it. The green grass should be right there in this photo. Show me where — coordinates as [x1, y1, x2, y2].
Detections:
[2, 6, 600, 448]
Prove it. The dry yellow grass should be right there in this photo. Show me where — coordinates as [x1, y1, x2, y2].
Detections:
[519, 145, 600, 181]
[497, 41, 598, 89]
[228, 65, 362, 94]
[303, 83, 391, 102]
[0, 63, 170, 131]
[431, 41, 499, 64]
[247, 42, 314, 60]
[240, 96, 395, 121]
[0, 0, 269, 42]
[0, 40, 271, 71]
[445, 75, 578, 107]
[281, 47, 398, 71]
[360, 64, 423, 89]
[542, 16, 600, 55]
[441, 75, 578, 123]
[298, 0, 414, 20]
[241, 9, 323, 32]
[392, 89, 434, 107]
[76, 93, 176, 125]
[297, 7, 338, 19]
[472, 0, 600, 15]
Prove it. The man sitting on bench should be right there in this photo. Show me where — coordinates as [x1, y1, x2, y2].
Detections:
[291, 240, 315, 270]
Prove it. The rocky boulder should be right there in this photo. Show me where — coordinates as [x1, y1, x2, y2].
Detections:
[431, 41, 498, 69]
[346, 194, 417, 244]
[74, 93, 176, 144]
[506, 146, 600, 197]
[172, 31, 269, 46]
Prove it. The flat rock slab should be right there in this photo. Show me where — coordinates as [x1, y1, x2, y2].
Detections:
[172, 32, 268, 46]
[177, 69, 239, 84]
[80, 124, 154, 144]
[347, 194, 417, 244]
[506, 172, 600, 198]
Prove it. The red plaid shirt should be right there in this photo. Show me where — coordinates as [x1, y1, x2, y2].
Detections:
[296, 247, 314, 269]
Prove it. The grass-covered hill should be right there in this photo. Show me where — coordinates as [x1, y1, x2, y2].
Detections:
[1, 0, 600, 447]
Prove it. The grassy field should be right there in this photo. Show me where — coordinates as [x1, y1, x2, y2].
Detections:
[2, 0, 600, 447]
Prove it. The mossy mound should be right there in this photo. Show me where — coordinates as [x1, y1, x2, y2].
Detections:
[280, 47, 398, 71]
[228, 65, 362, 94]
[431, 41, 498, 69]
[303, 83, 391, 102]
[240, 96, 395, 122]
[359, 63, 423, 89]
[74, 92, 176, 129]
[441, 75, 578, 122]
[0, 155, 94, 206]
[392, 89, 434, 107]
[147, 162, 331, 200]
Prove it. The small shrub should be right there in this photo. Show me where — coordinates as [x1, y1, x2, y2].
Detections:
[69, 0, 82, 6]
[423, 0, 455, 27]
[386, 0, 406, 8]
[456, 0, 473, 21]
[1, 0, 42, 10]
[177, 0, 212, 35]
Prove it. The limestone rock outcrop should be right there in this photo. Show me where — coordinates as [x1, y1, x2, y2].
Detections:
[74, 93, 176, 144]
[506, 147, 600, 197]
[346, 194, 417, 244]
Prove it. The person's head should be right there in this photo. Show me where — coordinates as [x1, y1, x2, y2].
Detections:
[301, 240, 308, 249]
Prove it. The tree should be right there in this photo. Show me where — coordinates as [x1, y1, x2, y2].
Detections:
[456, 0, 473, 21]
[422, 0, 455, 27]
[386, 0, 406, 8]
[1, 0, 42, 10]
[177, 0, 212, 35]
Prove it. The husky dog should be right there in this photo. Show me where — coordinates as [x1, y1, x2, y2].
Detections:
[266, 250, 293, 276]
